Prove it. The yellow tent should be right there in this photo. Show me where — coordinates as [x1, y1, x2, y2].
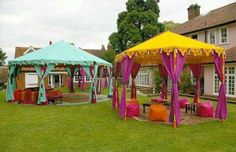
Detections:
[113, 31, 227, 127]
[115, 31, 225, 65]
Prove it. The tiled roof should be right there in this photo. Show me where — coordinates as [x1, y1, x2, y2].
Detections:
[173, 2, 236, 34]
[82, 49, 105, 57]
[15, 47, 40, 58]
[226, 46, 236, 62]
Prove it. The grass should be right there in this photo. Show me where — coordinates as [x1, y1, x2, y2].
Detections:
[0, 88, 236, 152]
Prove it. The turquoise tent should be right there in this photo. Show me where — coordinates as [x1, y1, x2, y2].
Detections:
[7, 40, 113, 104]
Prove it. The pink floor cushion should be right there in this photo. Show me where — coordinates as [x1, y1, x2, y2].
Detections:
[151, 97, 164, 103]
[197, 101, 214, 117]
[126, 103, 140, 117]
[179, 98, 190, 108]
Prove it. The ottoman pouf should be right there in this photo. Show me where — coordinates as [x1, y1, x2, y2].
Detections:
[127, 98, 138, 104]
[151, 97, 164, 103]
[196, 101, 214, 117]
[14, 89, 22, 103]
[31, 91, 38, 104]
[179, 98, 190, 108]
[149, 104, 167, 122]
[126, 103, 140, 117]
[20, 90, 32, 104]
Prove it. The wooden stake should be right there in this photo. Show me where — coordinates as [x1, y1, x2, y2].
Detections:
[221, 54, 226, 123]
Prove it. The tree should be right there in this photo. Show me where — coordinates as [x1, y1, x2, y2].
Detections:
[109, 0, 164, 53]
[0, 48, 7, 66]
[101, 47, 116, 65]
[163, 21, 181, 31]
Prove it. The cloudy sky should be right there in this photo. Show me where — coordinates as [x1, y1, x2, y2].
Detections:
[0, 0, 235, 62]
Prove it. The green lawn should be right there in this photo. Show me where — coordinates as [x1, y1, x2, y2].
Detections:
[0, 89, 236, 152]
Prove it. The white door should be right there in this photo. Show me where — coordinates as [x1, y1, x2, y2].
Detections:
[25, 73, 38, 88]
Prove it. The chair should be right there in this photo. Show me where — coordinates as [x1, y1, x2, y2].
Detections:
[196, 101, 214, 117]
[149, 104, 167, 122]
[179, 98, 190, 108]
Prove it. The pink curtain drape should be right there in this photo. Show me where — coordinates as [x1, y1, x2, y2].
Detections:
[103, 69, 108, 88]
[161, 51, 186, 126]
[212, 52, 227, 119]
[119, 56, 134, 118]
[67, 67, 76, 93]
[80, 68, 86, 91]
[189, 64, 202, 103]
[96, 66, 103, 94]
[112, 63, 120, 110]
[130, 63, 141, 99]
[157, 64, 168, 100]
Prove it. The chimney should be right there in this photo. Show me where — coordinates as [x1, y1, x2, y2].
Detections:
[49, 41, 52, 45]
[101, 44, 106, 51]
[187, 4, 200, 20]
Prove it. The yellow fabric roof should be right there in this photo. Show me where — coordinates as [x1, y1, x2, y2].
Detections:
[115, 31, 225, 65]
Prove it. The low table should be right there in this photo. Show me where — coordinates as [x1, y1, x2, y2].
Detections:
[185, 103, 196, 114]
[143, 103, 151, 113]
[143, 102, 163, 113]
[47, 95, 63, 104]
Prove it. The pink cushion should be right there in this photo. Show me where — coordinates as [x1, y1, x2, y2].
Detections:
[197, 101, 214, 117]
[151, 97, 164, 103]
[126, 103, 140, 117]
[179, 98, 190, 108]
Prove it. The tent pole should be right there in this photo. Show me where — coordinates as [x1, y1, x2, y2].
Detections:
[173, 50, 177, 128]
[221, 54, 226, 123]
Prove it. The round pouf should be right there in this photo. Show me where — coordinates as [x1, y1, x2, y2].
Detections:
[149, 104, 167, 122]
[197, 101, 214, 117]
[126, 103, 140, 117]
[179, 98, 190, 108]
[151, 97, 164, 103]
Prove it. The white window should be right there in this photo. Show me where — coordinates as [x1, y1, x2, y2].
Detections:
[23, 47, 36, 55]
[191, 34, 198, 40]
[214, 66, 236, 97]
[208, 30, 216, 44]
[219, 28, 228, 44]
[48, 75, 63, 86]
[74, 72, 91, 82]
[48, 75, 51, 85]
[135, 70, 150, 86]
[60, 75, 63, 85]
[25, 73, 38, 88]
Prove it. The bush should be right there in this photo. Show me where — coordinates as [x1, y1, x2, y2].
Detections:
[152, 68, 163, 94]
[180, 71, 192, 93]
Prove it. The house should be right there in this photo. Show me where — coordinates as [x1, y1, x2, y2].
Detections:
[15, 42, 107, 90]
[134, 2, 236, 99]
[173, 3, 236, 99]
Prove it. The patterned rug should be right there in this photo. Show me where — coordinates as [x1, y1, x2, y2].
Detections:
[134, 106, 216, 125]
[62, 93, 89, 103]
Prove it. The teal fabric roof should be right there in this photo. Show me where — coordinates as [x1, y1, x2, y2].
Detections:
[9, 40, 112, 67]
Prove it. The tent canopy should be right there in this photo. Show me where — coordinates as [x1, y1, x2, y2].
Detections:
[9, 40, 112, 67]
[115, 31, 225, 65]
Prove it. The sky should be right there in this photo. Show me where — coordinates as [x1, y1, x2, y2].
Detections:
[0, 0, 235, 62]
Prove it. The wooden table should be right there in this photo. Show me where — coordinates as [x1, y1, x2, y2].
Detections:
[142, 102, 163, 113]
[47, 95, 63, 104]
[142, 103, 151, 113]
[185, 103, 196, 114]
